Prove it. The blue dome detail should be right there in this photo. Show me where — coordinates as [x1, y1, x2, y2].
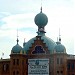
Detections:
[23, 37, 36, 53]
[34, 12, 48, 27]
[12, 44, 22, 53]
[54, 42, 66, 53]
[41, 36, 56, 53]
[23, 35, 56, 54]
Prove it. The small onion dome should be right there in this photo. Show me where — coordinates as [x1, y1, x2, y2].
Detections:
[34, 9, 48, 27]
[12, 44, 22, 53]
[54, 42, 66, 53]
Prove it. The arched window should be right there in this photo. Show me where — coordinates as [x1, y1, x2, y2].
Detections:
[3, 64, 9, 72]
[13, 71, 15, 75]
[67, 63, 70, 70]
[3, 64, 6, 71]
[16, 71, 19, 75]
[71, 63, 74, 70]
[13, 59, 15, 65]
[32, 45, 45, 54]
[17, 59, 19, 65]
[57, 58, 59, 64]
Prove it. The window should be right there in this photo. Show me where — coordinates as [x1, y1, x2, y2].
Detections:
[61, 71, 63, 73]
[13, 71, 19, 75]
[71, 63, 74, 70]
[57, 58, 59, 64]
[67, 63, 70, 70]
[32, 45, 45, 54]
[22, 60, 24, 65]
[67, 73, 70, 75]
[3, 64, 9, 71]
[50, 58, 52, 64]
[13, 59, 15, 65]
[57, 71, 59, 73]
[13, 59, 19, 65]
[16, 71, 19, 75]
[26, 59, 28, 64]
[13, 71, 15, 75]
[60, 58, 63, 64]
[6, 64, 9, 70]
[17, 59, 19, 65]
[3, 64, 6, 71]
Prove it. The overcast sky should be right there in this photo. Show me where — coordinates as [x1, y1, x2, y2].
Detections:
[0, 0, 75, 58]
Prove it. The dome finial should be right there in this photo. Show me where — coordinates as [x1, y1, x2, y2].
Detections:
[59, 28, 61, 43]
[40, 0, 42, 13]
[41, 6, 42, 13]
[17, 29, 19, 45]
[23, 38, 26, 47]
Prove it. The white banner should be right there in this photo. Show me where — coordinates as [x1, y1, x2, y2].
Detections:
[28, 59, 49, 75]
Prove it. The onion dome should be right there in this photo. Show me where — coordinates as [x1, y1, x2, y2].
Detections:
[12, 44, 22, 53]
[34, 7, 48, 27]
[11, 38, 23, 54]
[23, 35, 56, 54]
[23, 7, 56, 54]
[54, 29, 66, 53]
[54, 41, 66, 53]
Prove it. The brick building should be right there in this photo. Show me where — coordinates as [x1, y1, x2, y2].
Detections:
[0, 7, 75, 75]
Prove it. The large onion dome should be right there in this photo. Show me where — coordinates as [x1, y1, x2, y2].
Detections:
[23, 7, 56, 54]
[34, 7, 48, 27]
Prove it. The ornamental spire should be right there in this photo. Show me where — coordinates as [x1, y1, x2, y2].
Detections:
[41, 6, 42, 13]
[40, 0, 42, 13]
[59, 28, 61, 43]
[17, 29, 19, 45]
[23, 38, 26, 47]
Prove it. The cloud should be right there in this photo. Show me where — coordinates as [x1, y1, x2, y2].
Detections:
[0, 12, 11, 27]
[0, 21, 6, 27]
[0, 13, 37, 30]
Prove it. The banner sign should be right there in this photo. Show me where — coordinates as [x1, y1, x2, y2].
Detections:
[28, 59, 49, 75]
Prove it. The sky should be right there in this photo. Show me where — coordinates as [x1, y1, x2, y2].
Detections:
[0, 0, 75, 58]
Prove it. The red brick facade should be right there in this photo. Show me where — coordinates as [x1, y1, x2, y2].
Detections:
[0, 36, 72, 75]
